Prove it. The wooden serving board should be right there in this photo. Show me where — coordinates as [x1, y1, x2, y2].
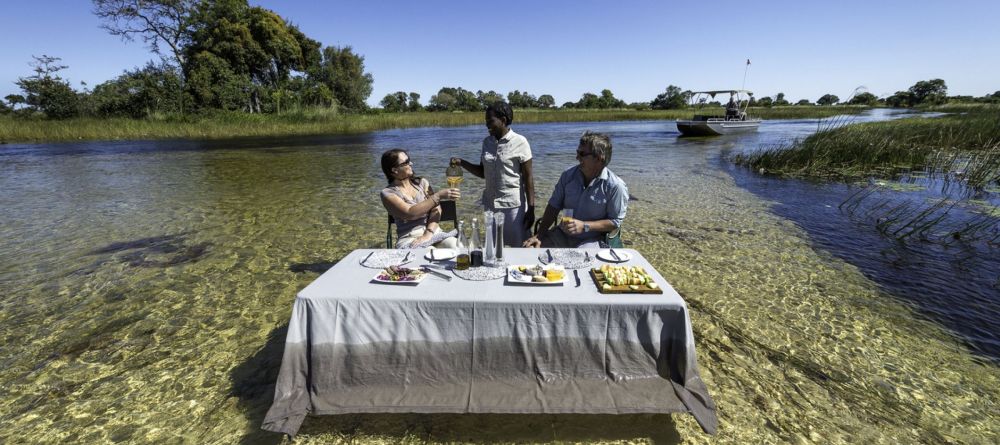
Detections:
[589, 269, 663, 294]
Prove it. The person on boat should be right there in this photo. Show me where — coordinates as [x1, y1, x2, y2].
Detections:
[725, 94, 739, 120]
[523, 131, 628, 249]
[450, 101, 536, 247]
[380, 149, 461, 249]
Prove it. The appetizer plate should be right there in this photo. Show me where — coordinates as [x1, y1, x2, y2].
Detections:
[425, 248, 458, 261]
[506, 265, 566, 286]
[596, 249, 632, 263]
[372, 268, 427, 285]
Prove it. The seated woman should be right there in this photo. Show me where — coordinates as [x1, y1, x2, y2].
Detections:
[380, 149, 461, 249]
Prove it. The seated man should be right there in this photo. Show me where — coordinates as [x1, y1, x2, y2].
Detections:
[725, 94, 739, 120]
[523, 131, 628, 249]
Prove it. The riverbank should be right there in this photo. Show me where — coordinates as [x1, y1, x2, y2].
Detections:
[732, 106, 1000, 182]
[0, 106, 866, 143]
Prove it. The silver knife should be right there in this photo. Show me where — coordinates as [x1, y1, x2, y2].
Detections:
[361, 251, 374, 265]
[547, 249, 553, 263]
[609, 248, 621, 261]
[421, 265, 452, 281]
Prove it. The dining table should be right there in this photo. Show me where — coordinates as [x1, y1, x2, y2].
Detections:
[262, 248, 717, 436]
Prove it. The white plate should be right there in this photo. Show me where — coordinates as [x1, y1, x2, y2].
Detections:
[596, 249, 632, 263]
[506, 265, 566, 285]
[372, 269, 427, 285]
[425, 248, 458, 261]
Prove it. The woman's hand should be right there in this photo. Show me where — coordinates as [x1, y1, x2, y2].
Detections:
[522, 235, 542, 248]
[435, 188, 461, 201]
[414, 230, 434, 246]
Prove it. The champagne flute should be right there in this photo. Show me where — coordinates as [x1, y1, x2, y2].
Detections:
[446, 162, 463, 192]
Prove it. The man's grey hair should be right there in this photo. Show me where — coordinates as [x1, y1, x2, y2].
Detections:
[579, 131, 612, 165]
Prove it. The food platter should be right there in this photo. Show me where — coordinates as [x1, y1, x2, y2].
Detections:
[506, 264, 566, 286]
[372, 266, 427, 285]
[590, 264, 662, 294]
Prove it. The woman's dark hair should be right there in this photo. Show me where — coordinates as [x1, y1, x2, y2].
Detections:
[486, 101, 513, 126]
[380, 149, 408, 184]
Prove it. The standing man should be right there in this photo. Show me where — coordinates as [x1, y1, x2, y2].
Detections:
[523, 131, 627, 249]
[451, 101, 535, 246]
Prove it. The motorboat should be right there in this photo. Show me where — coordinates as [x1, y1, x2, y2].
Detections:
[676, 90, 761, 136]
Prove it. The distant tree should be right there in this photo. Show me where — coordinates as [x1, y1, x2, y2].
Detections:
[89, 61, 187, 118]
[5, 94, 26, 109]
[407, 92, 422, 111]
[773, 92, 789, 106]
[885, 91, 914, 107]
[313, 46, 373, 111]
[817, 94, 839, 105]
[507, 90, 539, 108]
[476, 90, 504, 108]
[650, 85, 689, 109]
[795, 99, 812, 106]
[560, 101, 575, 109]
[755, 96, 773, 107]
[629, 102, 650, 110]
[428, 87, 478, 111]
[380, 91, 409, 112]
[92, 0, 197, 72]
[15, 55, 80, 119]
[537, 94, 555, 108]
[848, 92, 878, 106]
[597, 89, 626, 108]
[908, 79, 947, 105]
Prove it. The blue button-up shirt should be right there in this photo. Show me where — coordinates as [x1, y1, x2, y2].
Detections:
[547, 165, 628, 242]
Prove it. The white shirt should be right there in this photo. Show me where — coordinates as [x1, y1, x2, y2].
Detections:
[481, 129, 532, 209]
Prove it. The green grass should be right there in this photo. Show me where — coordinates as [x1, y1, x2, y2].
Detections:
[732, 107, 1000, 187]
[0, 106, 865, 143]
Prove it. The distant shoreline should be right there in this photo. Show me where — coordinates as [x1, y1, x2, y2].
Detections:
[0, 106, 867, 144]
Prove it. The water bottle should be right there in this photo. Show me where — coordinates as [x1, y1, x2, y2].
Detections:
[483, 211, 496, 266]
[494, 212, 505, 262]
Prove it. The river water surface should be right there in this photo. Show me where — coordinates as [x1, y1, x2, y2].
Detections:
[1, 110, 997, 444]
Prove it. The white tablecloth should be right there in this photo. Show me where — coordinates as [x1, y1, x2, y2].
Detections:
[262, 248, 717, 436]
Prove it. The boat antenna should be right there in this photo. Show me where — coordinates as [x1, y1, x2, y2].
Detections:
[741, 59, 751, 91]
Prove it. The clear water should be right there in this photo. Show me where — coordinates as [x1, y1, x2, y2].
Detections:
[1, 111, 997, 444]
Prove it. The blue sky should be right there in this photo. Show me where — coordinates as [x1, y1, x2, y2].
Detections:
[2, 0, 998, 106]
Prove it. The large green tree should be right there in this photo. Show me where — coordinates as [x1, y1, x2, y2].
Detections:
[848, 92, 878, 106]
[380, 91, 409, 112]
[908, 79, 947, 105]
[184, 0, 321, 111]
[311, 46, 374, 110]
[428, 87, 479, 112]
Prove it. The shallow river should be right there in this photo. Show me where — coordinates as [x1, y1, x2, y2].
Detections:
[1, 110, 997, 444]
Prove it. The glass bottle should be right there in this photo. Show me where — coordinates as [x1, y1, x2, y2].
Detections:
[455, 220, 470, 270]
[483, 211, 495, 267]
[494, 211, 505, 262]
[469, 217, 483, 267]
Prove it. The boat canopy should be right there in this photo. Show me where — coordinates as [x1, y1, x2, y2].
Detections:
[690, 90, 754, 98]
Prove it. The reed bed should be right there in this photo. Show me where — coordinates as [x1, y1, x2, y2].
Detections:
[734, 107, 1000, 244]
[0, 106, 864, 143]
